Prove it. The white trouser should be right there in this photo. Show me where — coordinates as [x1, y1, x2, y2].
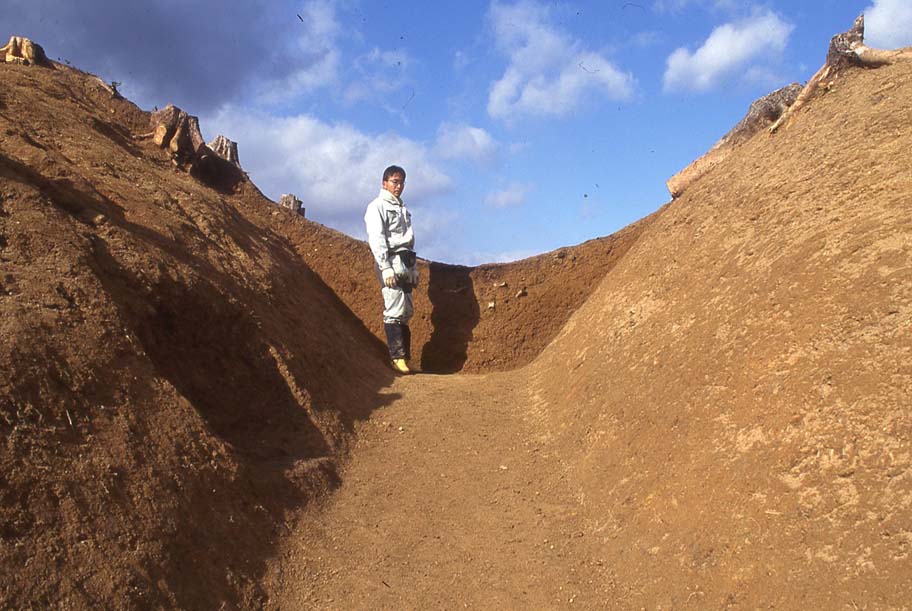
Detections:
[382, 285, 413, 324]
[379, 250, 416, 324]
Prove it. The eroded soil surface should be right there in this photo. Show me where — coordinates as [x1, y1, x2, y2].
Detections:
[267, 372, 612, 609]
[2, 37, 912, 611]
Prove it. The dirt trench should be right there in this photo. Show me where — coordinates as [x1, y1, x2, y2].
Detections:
[1, 60, 641, 609]
[264, 371, 614, 609]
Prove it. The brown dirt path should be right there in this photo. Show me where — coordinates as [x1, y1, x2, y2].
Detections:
[265, 371, 616, 609]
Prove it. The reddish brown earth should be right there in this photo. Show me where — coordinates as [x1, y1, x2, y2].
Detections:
[273, 201, 652, 375]
[2, 50, 911, 609]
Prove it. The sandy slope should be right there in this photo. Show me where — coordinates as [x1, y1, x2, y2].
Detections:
[1, 58, 639, 608]
[523, 59, 912, 608]
[2, 42, 911, 610]
[265, 61, 912, 609]
[0, 60, 397, 609]
[266, 373, 605, 609]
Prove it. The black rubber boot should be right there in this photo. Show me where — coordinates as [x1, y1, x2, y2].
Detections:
[384, 322, 405, 360]
[402, 324, 411, 361]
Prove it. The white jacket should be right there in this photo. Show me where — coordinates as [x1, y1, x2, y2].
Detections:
[364, 188, 414, 271]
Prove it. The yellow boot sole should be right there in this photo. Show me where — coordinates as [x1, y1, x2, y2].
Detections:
[391, 358, 411, 374]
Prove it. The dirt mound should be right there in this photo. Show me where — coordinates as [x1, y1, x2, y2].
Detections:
[0, 55, 641, 607]
[4, 35, 911, 610]
[276, 215, 653, 374]
[0, 60, 396, 608]
[526, 60, 912, 606]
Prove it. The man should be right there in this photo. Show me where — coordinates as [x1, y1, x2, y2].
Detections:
[364, 165, 419, 374]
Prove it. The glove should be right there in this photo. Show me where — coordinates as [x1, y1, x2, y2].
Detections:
[409, 266, 419, 288]
[382, 267, 397, 288]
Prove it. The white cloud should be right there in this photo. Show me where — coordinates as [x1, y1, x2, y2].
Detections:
[203, 107, 452, 238]
[487, 0, 635, 121]
[0, 0, 343, 113]
[257, 0, 342, 104]
[462, 248, 538, 265]
[345, 48, 414, 106]
[485, 183, 530, 208]
[662, 9, 793, 93]
[237, 1, 419, 116]
[435, 123, 499, 162]
[410, 206, 464, 264]
[864, 0, 912, 49]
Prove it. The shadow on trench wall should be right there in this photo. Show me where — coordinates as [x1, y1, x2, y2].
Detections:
[84, 212, 399, 610]
[420, 263, 479, 373]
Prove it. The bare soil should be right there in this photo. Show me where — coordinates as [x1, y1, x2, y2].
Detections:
[2, 50, 911, 610]
[271, 197, 652, 375]
[267, 373, 605, 609]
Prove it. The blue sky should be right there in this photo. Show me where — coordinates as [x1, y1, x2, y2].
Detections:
[5, 0, 912, 264]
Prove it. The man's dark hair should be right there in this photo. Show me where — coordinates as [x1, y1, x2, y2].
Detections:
[383, 165, 406, 181]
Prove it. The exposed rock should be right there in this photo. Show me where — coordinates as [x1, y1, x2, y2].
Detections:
[207, 135, 241, 168]
[1, 36, 47, 66]
[279, 194, 305, 217]
[150, 104, 208, 167]
[769, 15, 912, 133]
[667, 83, 801, 197]
[89, 76, 122, 98]
[725, 84, 804, 146]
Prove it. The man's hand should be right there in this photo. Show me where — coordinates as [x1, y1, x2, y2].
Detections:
[382, 267, 397, 288]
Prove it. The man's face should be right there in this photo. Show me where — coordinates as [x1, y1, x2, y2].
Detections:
[383, 173, 405, 198]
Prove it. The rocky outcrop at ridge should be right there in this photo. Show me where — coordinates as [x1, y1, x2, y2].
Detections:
[1, 35, 47, 66]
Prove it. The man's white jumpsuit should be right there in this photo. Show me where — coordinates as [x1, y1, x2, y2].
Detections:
[364, 188, 418, 360]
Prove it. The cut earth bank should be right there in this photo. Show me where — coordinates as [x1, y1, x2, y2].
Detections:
[270, 55, 912, 609]
[1, 36, 911, 609]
